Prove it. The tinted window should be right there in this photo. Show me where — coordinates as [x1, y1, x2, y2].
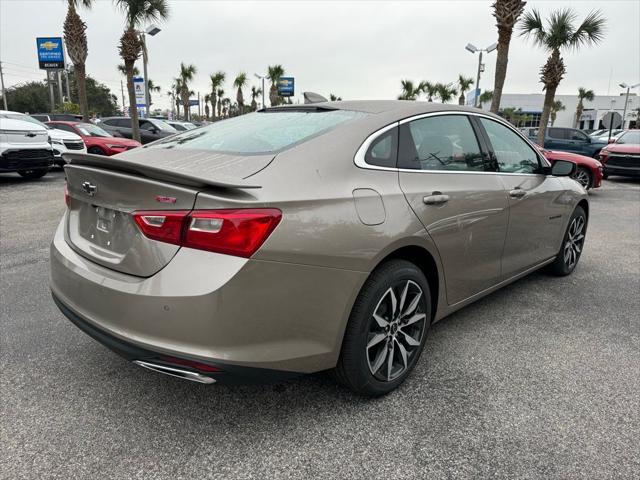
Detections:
[50, 123, 76, 134]
[139, 120, 155, 131]
[149, 110, 367, 154]
[365, 128, 398, 168]
[398, 115, 488, 171]
[150, 119, 177, 132]
[116, 118, 132, 128]
[548, 128, 567, 140]
[570, 130, 589, 141]
[480, 118, 541, 174]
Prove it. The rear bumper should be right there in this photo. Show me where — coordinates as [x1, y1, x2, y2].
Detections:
[52, 292, 299, 384]
[50, 215, 366, 376]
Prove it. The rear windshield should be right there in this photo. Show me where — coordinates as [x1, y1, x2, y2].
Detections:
[616, 131, 639, 144]
[148, 109, 367, 154]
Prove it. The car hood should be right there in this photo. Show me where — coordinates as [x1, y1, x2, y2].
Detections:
[543, 149, 599, 166]
[49, 128, 83, 141]
[0, 117, 47, 132]
[602, 143, 640, 155]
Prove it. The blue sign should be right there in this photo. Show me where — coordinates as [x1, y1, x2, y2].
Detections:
[36, 37, 65, 70]
[189, 99, 199, 106]
[277, 77, 295, 97]
[133, 77, 146, 108]
[466, 88, 480, 106]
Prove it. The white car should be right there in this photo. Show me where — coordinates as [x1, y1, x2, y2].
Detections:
[0, 111, 86, 166]
[0, 116, 53, 179]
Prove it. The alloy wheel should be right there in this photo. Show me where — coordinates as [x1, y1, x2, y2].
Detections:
[572, 168, 590, 189]
[366, 280, 427, 381]
[563, 215, 585, 270]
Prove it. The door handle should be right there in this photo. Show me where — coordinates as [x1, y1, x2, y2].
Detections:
[423, 193, 450, 205]
[509, 188, 526, 198]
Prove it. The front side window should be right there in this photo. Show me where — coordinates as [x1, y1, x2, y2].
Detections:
[398, 115, 488, 171]
[570, 130, 589, 141]
[149, 109, 366, 154]
[479, 118, 541, 174]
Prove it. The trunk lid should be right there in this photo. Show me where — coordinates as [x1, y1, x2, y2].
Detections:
[64, 149, 271, 277]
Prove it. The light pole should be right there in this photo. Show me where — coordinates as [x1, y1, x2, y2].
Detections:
[619, 82, 640, 129]
[140, 24, 161, 117]
[254, 73, 266, 109]
[465, 42, 497, 107]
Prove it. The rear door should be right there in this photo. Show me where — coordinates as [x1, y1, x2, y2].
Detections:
[476, 117, 567, 278]
[397, 114, 509, 305]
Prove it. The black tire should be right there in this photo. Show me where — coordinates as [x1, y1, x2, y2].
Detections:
[548, 206, 587, 276]
[572, 166, 592, 190]
[18, 169, 48, 180]
[602, 171, 609, 180]
[333, 259, 432, 397]
[88, 146, 106, 155]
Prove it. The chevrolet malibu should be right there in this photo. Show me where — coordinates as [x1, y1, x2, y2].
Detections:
[51, 101, 588, 396]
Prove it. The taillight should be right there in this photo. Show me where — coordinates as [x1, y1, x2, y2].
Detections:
[132, 209, 282, 258]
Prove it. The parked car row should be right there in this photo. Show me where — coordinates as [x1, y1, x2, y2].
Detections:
[599, 130, 640, 179]
[521, 126, 607, 158]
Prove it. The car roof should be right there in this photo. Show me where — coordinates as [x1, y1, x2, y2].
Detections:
[267, 100, 483, 116]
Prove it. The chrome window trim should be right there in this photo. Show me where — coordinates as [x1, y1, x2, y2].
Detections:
[354, 110, 550, 176]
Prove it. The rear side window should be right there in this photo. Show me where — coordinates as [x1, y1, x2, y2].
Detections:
[365, 128, 398, 168]
[398, 115, 488, 171]
[548, 128, 567, 140]
[149, 110, 367, 154]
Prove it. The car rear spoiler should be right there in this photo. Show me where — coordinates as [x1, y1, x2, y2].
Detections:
[63, 152, 262, 189]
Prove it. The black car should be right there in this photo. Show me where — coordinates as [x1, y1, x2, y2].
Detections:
[31, 113, 83, 122]
[98, 117, 178, 144]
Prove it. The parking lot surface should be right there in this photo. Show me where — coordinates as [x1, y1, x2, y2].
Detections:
[1, 170, 639, 479]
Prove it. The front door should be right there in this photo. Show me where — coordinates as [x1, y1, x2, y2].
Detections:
[476, 117, 568, 278]
[397, 114, 509, 305]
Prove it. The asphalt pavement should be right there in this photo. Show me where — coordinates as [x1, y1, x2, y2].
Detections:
[1, 170, 639, 479]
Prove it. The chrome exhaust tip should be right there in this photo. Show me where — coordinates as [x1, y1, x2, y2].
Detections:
[133, 360, 217, 384]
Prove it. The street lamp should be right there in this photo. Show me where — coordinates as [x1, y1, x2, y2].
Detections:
[619, 82, 640, 129]
[140, 24, 161, 117]
[254, 73, 266, 109]
[465, 42, 497, 107]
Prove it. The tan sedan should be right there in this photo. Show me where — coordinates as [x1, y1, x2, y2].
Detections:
[51, 101, 588, 396]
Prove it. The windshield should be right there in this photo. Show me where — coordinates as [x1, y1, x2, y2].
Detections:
[76, 123, 111, 138]
[152, 119, 177, 132]
[616, 131, 640, 144]
[149, 109, 367, 154]
[0, 113, 49, 129]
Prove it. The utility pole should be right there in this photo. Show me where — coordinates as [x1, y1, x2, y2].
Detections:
[64, 69, 71, 102]
[0, 61, 8, 110]
[198, 91, 201, 118]
[56, 71, 64, 107]
[47, 71, 55, 112]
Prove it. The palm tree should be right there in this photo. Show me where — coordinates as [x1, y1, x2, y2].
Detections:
[500, 107, 517, 124]
[222, 98, 231, 118]
[250, 86, 262, 111]
[456, 74, 475, 105]
[329, 94, 342, 101]
[574, 87, 595, 128]
[147, 78, 160, 106]
[170, 78, 181, 118]
[520, 8, 605, 144]
[550, 100, 565, 126]
[117, 63, 140, 77]
[216, 88, 224, 118]
[435, 83, 458, 103]
[398, 80, 424, 100]
[115, 0, 169, 142]
[202, 93, 210, 120]
[177, 63, 197, 121]
[422, 81, 438, 102]
[209, 71, 225, 119]
[490, 0, 527, 113]
[63, 0, 93, 121]
[479, 89, 494, 108]
[233, 72, 247, 115]
[267, 64, 285, 107]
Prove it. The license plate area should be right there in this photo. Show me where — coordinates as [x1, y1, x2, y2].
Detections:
[96, 206, 115, 233]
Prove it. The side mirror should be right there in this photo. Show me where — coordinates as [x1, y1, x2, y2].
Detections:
[550, 159, 576, 177]
[608, 137, 616, 144]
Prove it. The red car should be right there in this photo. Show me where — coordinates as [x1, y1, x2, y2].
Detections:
[46, 121, 141, 156]
[538, 146, 603, 190]
[599, 130, 640, 179]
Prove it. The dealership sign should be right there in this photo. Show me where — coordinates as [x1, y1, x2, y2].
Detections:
[278, 77, 295, 97]
[134, 77, 146, 108]
[36, 37, 65, 70]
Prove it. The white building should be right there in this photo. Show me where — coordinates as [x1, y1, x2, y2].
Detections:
[480, 92, 639, 130]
